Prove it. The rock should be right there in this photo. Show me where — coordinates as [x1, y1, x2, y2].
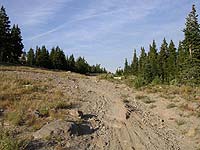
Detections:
[69, 110, 80, 118]
[0, 108, 4, 116]
[33, 120, 72, 139]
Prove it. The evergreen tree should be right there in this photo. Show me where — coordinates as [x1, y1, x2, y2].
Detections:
[177, 41, 185, 71]
[181, 4, 200, 85]
[183, 4, 200, 59]
[35, 46, 42, 66]
[68, 54, 76, 72]
[158, 38, 168, 83]
[50, 46, 66, 70]
[143, 58, 153, 83]
[75, 57, 89, 74]
[124, 58, 130, 75]
[40, 45, 50, 68]
[148, 40, 158, 81]
[0, 6, 11, 62]
[10, 24, 24, 62]
[27, 48, 35, 66]
[138, 47, 146, 76]
[167, 40, 177, 81]
[131, 49, 138, 75]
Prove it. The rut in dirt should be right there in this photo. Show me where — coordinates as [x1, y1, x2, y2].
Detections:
[76, 77, 193, 150]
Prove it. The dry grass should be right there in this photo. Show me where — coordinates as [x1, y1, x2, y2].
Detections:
[0, 66, 78, 129]
[135, 95, 155, 104]
[142, 85, 200, 102]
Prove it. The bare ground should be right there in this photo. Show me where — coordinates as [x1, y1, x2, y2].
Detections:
[0, 67, 200, 150]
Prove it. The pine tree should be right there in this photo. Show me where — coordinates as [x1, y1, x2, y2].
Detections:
[131, 49, 138, 76]
[143, 58, 153, 83]
[158, 38, 168, 83]
[180, 4, 200, 85]
[35, 46, 42, 66]
[75, 57, 89, 74]
[124, 58, 130, 75]
[68, 54, 75, 72]
[148, 40, 158, 81]
[50, 46, 66, 70]
[138, 47, 146, 76]
[40, 45, 50, 68]
[167, 40, 177, 81]
[27, 48, 35, 66]
[177, 41, 185, 71]
[183, 4, 200, 59]
[0, 6, 11, 62]
[10, 24, 24, 62]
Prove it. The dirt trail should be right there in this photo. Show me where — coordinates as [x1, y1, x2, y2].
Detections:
[1, 68, 196, 150]
[77, 77, 193, 150]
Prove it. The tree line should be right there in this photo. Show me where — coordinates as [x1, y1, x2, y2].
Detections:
[0, 5, 106, 74]
[26, 46, 107, 74]
[0, 6, 23, 63]
[120, 5, 200, 86]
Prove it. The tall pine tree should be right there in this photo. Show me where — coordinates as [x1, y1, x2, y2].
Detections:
[131, 49, 138, 76]
[10, 24, 24, 62]
[0, 6, 11, 62]
[167, 40, 177, 81]
[158, 38, 168, 83]
[27, 48, 35, 66]
[181, 4, 200, 85]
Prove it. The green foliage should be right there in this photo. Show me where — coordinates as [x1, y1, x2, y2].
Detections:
[75, 57, 89, 74]
[122, 4, 200, 87]
[151, 76, 161, 85]
[7, 111, 24, 126]
[133, 76, 147, 89]
[0, 6, 23, 63]
[131, 49, 138, 75]
[0, 129, 19, 150]
[27, 48, 35, 66]
[38, 107, 49, 117]
[124, 58, 131, 75]
[10, 24, 24, 62]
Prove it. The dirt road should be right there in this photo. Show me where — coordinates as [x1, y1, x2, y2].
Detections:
[1, 68, 197, 150]
[75, 77, 194, 150]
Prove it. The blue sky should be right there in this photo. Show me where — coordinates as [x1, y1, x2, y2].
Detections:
[1, 0, 200, 72]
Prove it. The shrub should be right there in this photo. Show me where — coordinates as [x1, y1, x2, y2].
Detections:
[151, 76, 161, 85]
[0, 129, 19, 150]
[7, 111, 24, 126]
[166, 103, 177, 109]
[133, 76, 147, 89]
[38, 107, 49, 117]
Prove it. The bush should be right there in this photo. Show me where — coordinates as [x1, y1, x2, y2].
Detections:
[151, 76, 161, 85]
[0, 129, 19, 150]
[7, 111, 24, 126]
[38, 107, 49, 117]
[133, 76, 147, 88]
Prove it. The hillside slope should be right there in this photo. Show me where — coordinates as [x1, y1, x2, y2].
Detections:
[0, 66, 199, 150]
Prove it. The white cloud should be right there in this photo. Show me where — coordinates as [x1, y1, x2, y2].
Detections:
[27, 0, 161, 41]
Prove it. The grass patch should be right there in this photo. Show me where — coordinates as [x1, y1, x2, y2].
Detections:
[0, 128, 19, 150]
[166, 103, 177, 109]
[135, 95, 155, 104]
[175, 119, 185, 126]
[149, 104, 157, 109]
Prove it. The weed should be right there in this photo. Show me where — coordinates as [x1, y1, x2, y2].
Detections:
[166, 103, 177, 109]
[0, 128, 19, 150]
[175, 119, 185, 126]
[135, 95, 155, 104]
[149, 104, 157, 109]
